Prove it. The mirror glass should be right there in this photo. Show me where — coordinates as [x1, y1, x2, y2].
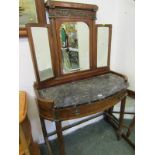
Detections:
[31, 27, 54, 81]
[60, 22, 90, 74]
[97, 26, 109, 67]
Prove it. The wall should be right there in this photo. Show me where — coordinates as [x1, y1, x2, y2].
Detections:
[111, 0, 135, 90]
[19, 0, 135, 143]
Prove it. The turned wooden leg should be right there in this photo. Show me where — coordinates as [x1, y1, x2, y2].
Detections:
[126, 116, 135, 137]
[55, 121, 66, 155]
[40, 118, 53, 155]
[117, 97, 126, 140]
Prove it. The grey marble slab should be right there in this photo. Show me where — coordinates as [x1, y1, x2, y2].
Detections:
[39, 73, 128, 108]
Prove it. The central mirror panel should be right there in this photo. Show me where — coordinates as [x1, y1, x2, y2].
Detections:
[60, 22, 90, 74]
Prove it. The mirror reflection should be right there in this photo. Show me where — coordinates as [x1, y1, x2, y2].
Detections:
[97, 26, 109, 67]
[60, 22, 90, 73]
[31, 27, 54, 81]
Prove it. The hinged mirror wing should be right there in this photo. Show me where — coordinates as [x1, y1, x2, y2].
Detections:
[27, 24, 55, 83]
[96, 24, 112, 68]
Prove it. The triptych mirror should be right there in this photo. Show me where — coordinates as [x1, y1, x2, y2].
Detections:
[27, 23, 112, 84]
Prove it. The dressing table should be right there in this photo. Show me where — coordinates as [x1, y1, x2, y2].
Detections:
[27, 1, 128, 155]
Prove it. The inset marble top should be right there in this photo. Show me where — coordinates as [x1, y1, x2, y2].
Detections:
[39, 73, 128, 108]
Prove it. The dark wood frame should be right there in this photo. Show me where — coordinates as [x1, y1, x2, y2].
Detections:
[55, 19, 94, 75]
[127, 89, 135, 99]
[36, 89, 127, 121]
[27, 23, 56, 83]
[26, 1, 131, 155]
[19, 0, 46, 37]
[95, 24, 112, 68]
[27, 19, 112, 89]
[35, 82, 128, 155]
[25, 1, 114, 90]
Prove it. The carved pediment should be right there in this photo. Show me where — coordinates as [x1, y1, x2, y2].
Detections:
[48, 8, 96, 20]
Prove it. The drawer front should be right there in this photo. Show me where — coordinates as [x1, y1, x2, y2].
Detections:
[54, 90, 127, 120]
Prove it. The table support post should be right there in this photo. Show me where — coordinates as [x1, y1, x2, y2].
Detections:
[117, 97, 126, 140]
[108, 106, 114, 115]
[55, 121, 66, 155]
[103, 106, 114, 121]
[40, 118, 53, 155]
[126, 116, 135, 137]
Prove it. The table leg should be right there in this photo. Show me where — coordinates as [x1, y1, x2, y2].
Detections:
[40, 118, 53, 155]
[126, 116, 135, 137]
[104, 106, 114, 121]
[108, 106, 114, 115]
[117, 97, 126, 140]
[55, 121, 66, 155]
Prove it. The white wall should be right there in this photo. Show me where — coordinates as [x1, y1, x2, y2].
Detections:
[19, 0, 135, 143]
[110, 0, 135, 90]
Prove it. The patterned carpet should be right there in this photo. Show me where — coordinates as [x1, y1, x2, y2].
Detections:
[40, 119, 135, 155]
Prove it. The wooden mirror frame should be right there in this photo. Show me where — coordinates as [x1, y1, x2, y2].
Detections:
[28, 1, 113, 89]
[27, 24, 56, 83]
[56, 19, 93, 75]
[95, 24, 112, 68]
